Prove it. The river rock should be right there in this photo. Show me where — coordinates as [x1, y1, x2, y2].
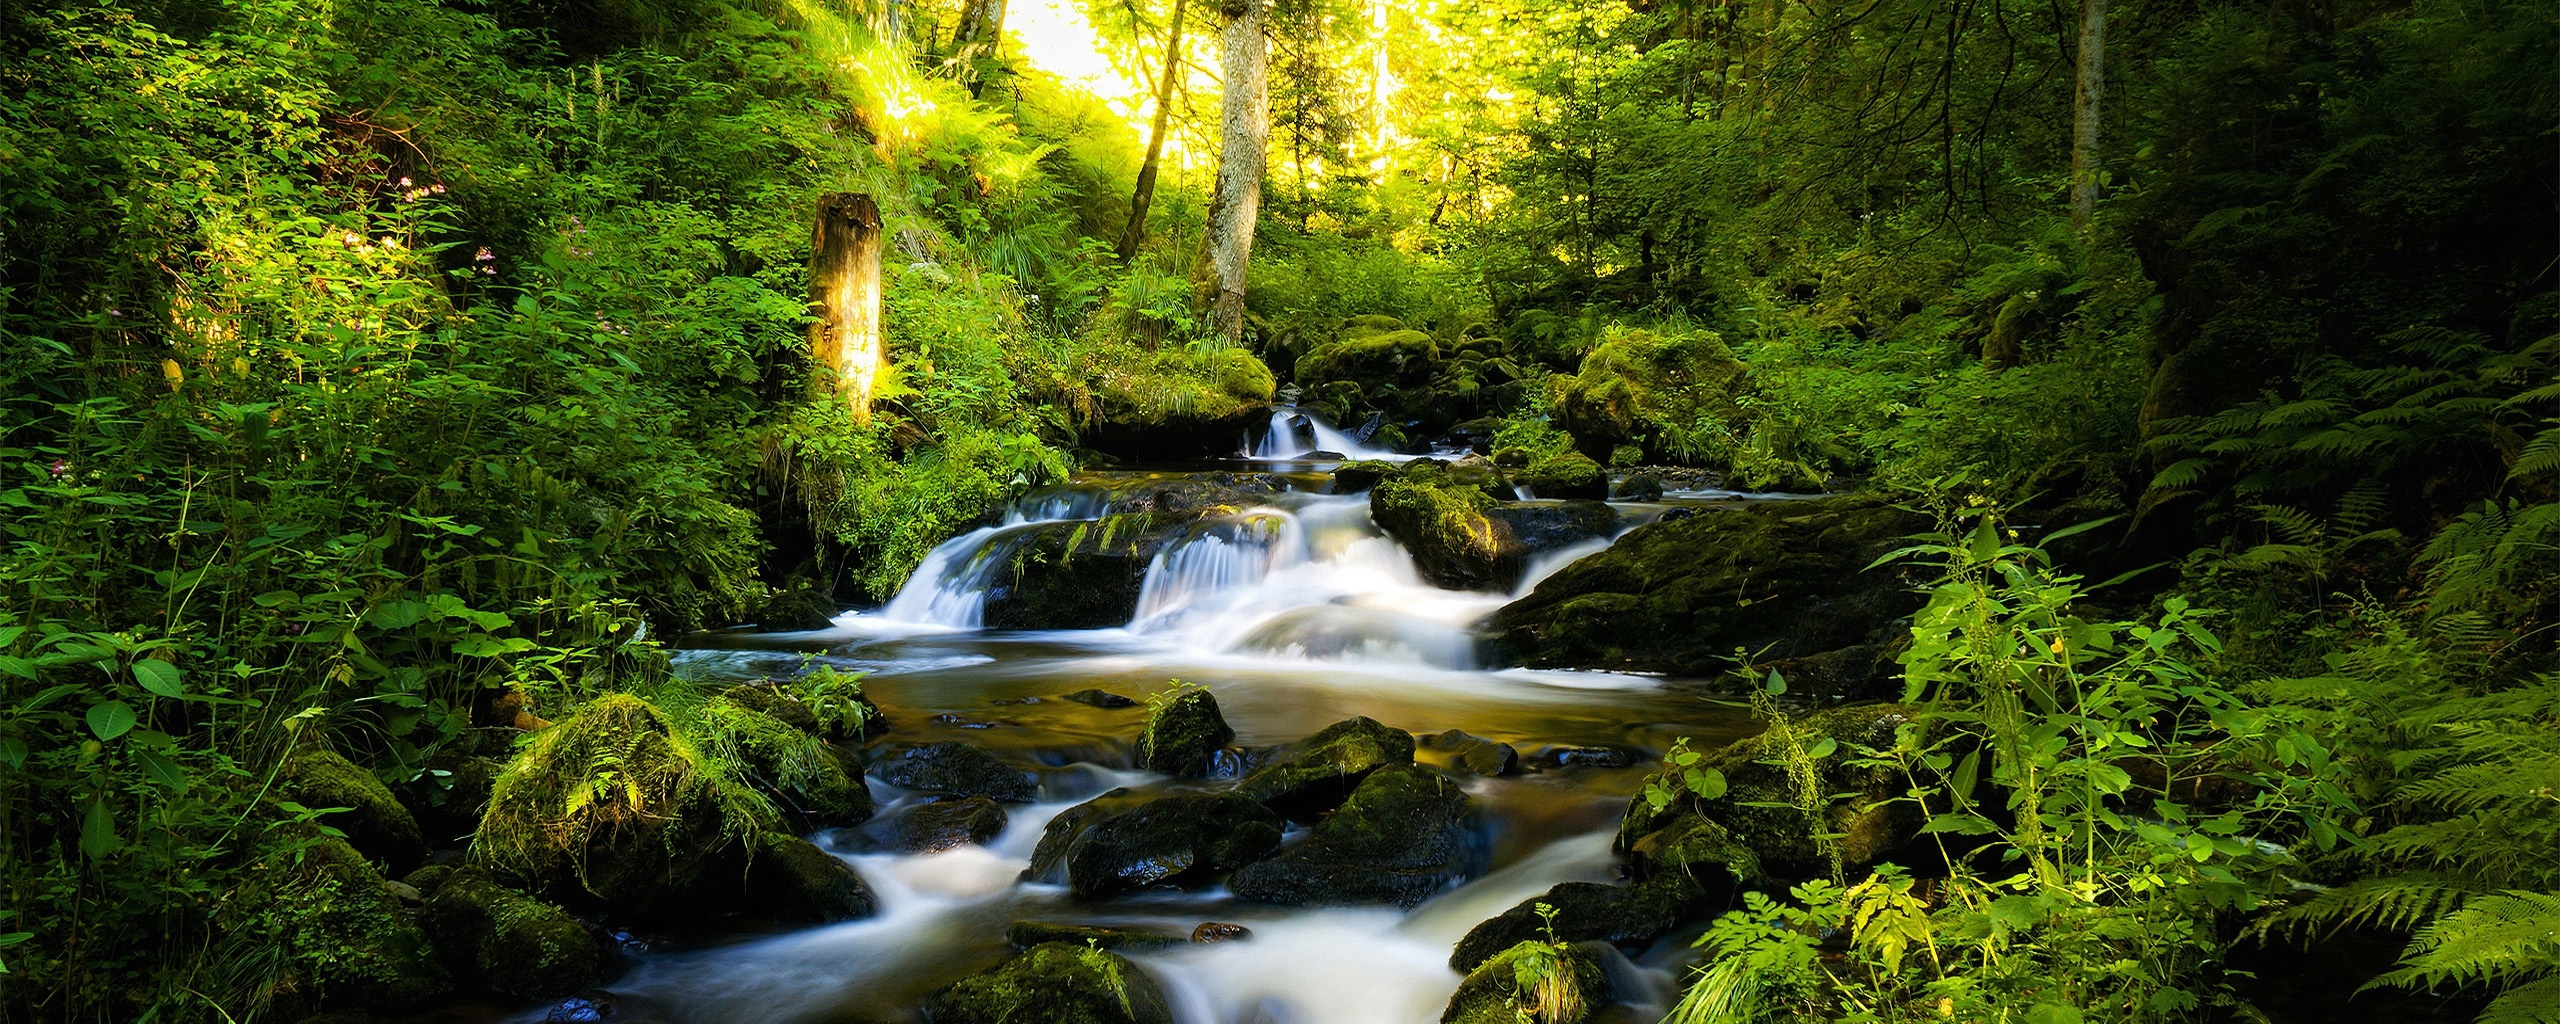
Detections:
[1439, 940, 1611, 1024]
[1236, 716, 1417, 821]
[1615, 472, 1666, 501]
[1448, 874, 1710, 972]
[1007, 921, 1188, 952]
[1060, 688, 1141, 708]
[1191, 922, 1252, 943]
[1229, 765, 1487, 908]
[1621, 811, 1768, 886]
[874, 796, 1009, 852]
[1329, 459, 1399, 494]
[1369, 463, 1615, 591]
[1514, 451, 1607, 500]
[747, 832, 878, 923]
[1523, 745, 1643, 771]
[1135, 687, 1232, 777]
[282, 745, 426, 872]
[1492, 494, 1929, 697]
[710, 697, 874, 828]
[1483, 500, 1620, 556]
[721, 681, 890, 742]
[871, 741, 1038, 803]
[1419, 730, 1519, 777]
[978, 518, 1158, 630]
[1025, 788, 1283, 897]
[924, 942, 1175, 1024]
[1618, 704, 1923, 880]
[1551, 327, 1747, 463]
[420, 866, 604, 998]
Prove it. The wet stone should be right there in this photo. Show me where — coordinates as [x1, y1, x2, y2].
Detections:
[1419, 730, 1519, 777]
[1525, 745, 1644, 771]
[1007, 921, 1188, 952]
[1229, 765, 1488, 909]
[871, 797, 1008, 853]
[1191, 922, 1252, 943]
[869, 741, 1038, 803]
[1059, 689, 1140, 708]
[1236, 716, 1418, 822]
[1448, 875, 1707, 972]
[1025, 788, 1284, 897]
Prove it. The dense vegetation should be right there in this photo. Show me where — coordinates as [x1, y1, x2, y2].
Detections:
[0, 0, 2550, 1020]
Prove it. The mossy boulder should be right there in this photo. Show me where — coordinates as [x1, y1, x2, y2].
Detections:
[1552, 327, 1746, 461]
[1025, 788, 1283, 897]
[871, 741, 1038, 802]
[979, 516, 1163, 630]
[1135, 687, 1232, 777]
[473, 694, 750, 915]
[704, 697, 873, 828]
[1236, 716, 1417, 821]
[720, 682, 888, 742]
[228, 831, 448, 1015]
[283, 746, 425, 872]
[1080, 345, 1277, 460]
[1329, 459, 1402, 494]
[1006, 921, 1188, 952]
[1295, 324, 1441, 396]
[1615, 472, 1666, 502]
[1619, 810, 1767, 886]
[746, 832, 876, 923]
[1370, 465, 1616, 591]
[1491, 494, 1929, 695]
[1449, 874, 1710, 973]
[1418, 730, 1519, 777]
[1618, 704, 1924, 879]
[419, 867, 603, 998]
[923, 942, 1175, 1024]
[1229, 765, 1487, 908]
[872, 796, 1009, 852]
[1514, 452, 1607, 500]
[1439, 941, 1610, 1024]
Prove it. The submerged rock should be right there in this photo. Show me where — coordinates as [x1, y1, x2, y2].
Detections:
[924, 942, 1175, 1024]
[1025, 788, 1284, 897]
[1439, 940, 1611, 1024]
[871, 741, 1038, 803]
[283, 745, 426, 872]
[1236, 716, 1417, 821]
[1419, 730, 1519, 777]
[1229, 765, 1487, 908]
[1448, 875, 1711, 972]
[1060, 688, 1141, 709]
[1191, 922, 1252, 943]
[420, 867, 604, 998]
[1492, 494, 1928, 696]
[1618, 704, 1923, 880]
[1135, 687, 1233, 777]
[1007, 921, 1188, 952]
[873, 796, 1009, 853]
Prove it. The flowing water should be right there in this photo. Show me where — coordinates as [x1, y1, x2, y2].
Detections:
[493, 418, 1796, 1024]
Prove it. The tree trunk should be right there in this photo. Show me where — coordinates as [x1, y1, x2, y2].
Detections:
[951, 0, 1008, 94]
[810, 193, 885, 422]
[1117, 0, 1191, 263]
[1192, 0, 1269, 346]
[2069, 0, 2106, 237]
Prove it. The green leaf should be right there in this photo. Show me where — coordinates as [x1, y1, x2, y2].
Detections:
[367, 599, 428, 630]
[80, 798, 120, 859]
[132, 747, 187, 791]
[1969, 518, 2002, 561]
[1685, 767, 1727, 799]
[1805, 737, 1838, 760]
[0, 738, 24, 769]
[85, 701, 135, 741]
[2026, 1004, 2084, 1024]
[1763, 669, 1787, 695]
[132, 660, 183, 698]
[0, 656, 34, 680]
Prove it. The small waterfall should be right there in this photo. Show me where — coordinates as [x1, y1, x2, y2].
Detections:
[1243, 406, 1412, 462]
[1131, 510, 1306, 628]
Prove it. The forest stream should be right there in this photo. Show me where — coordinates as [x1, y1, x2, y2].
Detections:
[540, 418, 1785, 1024]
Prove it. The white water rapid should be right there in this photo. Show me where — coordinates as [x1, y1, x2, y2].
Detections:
[1242, 406, 1417, 462]
[559, 463, 1795, 1024]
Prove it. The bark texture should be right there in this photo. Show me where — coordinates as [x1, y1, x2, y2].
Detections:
[2070, 0, 2107, 236]
[1192, 0, 1269, 346]
[810, 193, 885, 422]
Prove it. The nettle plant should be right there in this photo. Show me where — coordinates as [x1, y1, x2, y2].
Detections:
[1666, 507, 2360, 1024]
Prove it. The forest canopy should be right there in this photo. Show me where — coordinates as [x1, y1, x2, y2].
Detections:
[0, 0, 2552, 1020]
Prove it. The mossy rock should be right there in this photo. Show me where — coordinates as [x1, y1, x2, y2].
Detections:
[1135, 687, 1232, 777]
[283, 746, 426, 872]
[871, 741, 1037, 802]
[419, 866, 603, 998]
[1551, 327, 1746, 461]
[705, 697, 874, 828]
[228, 831, 449, 1015]
[1024, 788, 1283, 897]
[979, 516, 1164, 630]
[923, 942, 1175, 1024]
[1236, 716, 1417, 821]
[1328, 459, 1402, 494]
[1492, 494, 1929, 694]
[1515, 451, 1606, 500]
[1006, 921, 1187, 952]
[720, 682, 889, 742]
[1618, 704, 1924, 879]
[1439, 940, 1610, 1024]
[1370, 467, 1616, 591]
[1619, 811, 1767, 887]
[1448, 874, 1711, 973]
[473, 694, 744, 914]
[1615, 472, 1666, 501]
[746, 832, 877, 923]
[1229, 764, 1486, 908]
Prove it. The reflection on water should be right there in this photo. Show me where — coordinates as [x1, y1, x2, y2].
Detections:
[516, 463, 1787, 1024]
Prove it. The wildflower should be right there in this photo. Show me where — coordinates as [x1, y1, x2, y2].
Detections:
[475, 246, 496, 262]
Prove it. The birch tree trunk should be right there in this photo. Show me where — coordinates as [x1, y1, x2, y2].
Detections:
[1193, 0, 1269, 346]
[1117, 0, 1191, 263]
[2070, 0, 2106, 237]
[950, 0, 1008, 93]
[810, 193, 885, 422]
